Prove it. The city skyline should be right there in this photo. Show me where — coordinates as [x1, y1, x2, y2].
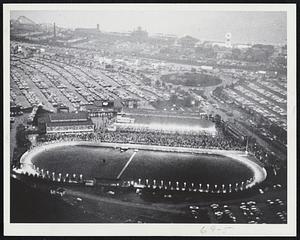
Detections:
[11, 10, 287, 45]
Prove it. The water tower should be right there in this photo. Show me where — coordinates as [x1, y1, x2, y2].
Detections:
[225, 32, 232, 48]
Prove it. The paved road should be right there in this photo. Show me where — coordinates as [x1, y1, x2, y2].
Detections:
[64, 188, 185, 215]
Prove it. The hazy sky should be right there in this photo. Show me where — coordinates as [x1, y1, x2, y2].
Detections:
[11, 10, 287, 44]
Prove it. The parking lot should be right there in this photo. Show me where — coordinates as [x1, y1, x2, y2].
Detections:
[219, 74, 287, 130]
[186, 195, 287, 224]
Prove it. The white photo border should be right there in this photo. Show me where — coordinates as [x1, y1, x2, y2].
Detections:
[3, 3, 297, 236]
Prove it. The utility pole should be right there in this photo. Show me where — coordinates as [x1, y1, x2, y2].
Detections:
[245, 136, 249, 155]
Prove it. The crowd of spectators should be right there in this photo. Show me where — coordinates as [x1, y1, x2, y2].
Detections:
[96, 130, 244, 150]
[247, 142, 284, 169]
[37, 132, 95, 143]
[33, 128, 287, 177]
[113, 125, 213, 136]
[37, 129, 244, 151]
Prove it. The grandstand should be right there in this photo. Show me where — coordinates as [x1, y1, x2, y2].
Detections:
[110, 110, 216, 135]
[39, 111, 95, 134]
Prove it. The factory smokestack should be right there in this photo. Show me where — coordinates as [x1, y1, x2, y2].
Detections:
[54, 22, 56, 38]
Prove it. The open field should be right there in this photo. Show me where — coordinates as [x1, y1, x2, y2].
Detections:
[20, 141, 266, 189]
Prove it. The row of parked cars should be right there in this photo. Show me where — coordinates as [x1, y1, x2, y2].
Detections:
[239, 201, 265, 224]
[210, 203, 237, 223]
[267, 198, 287, 223]
[11, 68, 40, 107]
[187, 205, 209, 223]
[208, 198, 287, 224]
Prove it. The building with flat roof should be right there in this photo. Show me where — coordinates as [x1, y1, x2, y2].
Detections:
[39, 111, 94, 134]
[56, 103, 69, 113]
[83, 100, 118, 118]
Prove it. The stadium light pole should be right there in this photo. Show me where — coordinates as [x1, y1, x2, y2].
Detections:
[245, 136, 249, 155]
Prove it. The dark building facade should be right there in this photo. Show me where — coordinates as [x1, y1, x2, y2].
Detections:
[38, 111, 94, 134]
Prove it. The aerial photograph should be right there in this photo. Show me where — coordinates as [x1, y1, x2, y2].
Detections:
[5, 5, 294, 230]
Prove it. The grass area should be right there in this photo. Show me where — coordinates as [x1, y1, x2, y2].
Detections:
[10, 178, 100, 223]
[31, 145, 133, 179]
[31, 145, 253, 185]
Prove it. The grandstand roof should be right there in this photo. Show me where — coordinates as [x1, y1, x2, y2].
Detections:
[122, 108, 206, 118]
[128, 114, 214, 127]
[49, 111, 88, 122]
[47, 118, 93, 127]
[115, 112, 216, 135]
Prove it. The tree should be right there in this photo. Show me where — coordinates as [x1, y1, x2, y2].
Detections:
[214, 114, 222, 126]
[142, 77, 151, 86]
[231, 48, 241, 60]
[155, 80, 161, 87]
[16, 124, 31, 149]
[183, 95, 193, 107]
[170, 94, 178, 104]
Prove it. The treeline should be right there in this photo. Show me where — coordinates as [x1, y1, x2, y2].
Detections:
[12, 124, 31, 167]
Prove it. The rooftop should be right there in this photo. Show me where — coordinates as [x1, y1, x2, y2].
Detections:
[49, 111, 89, 123]
[47, 118, 93, 127]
